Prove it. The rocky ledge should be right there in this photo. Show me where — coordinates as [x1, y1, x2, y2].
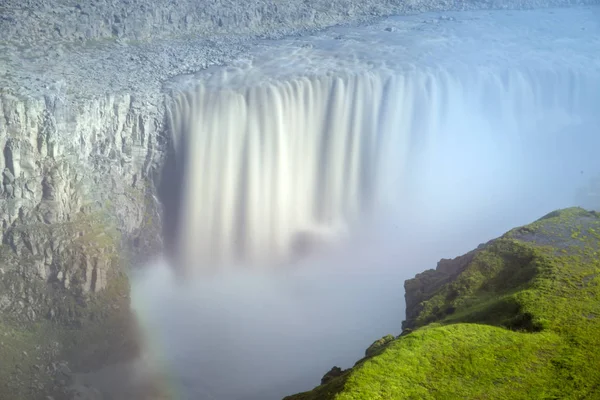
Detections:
[285, 207, 600, 399]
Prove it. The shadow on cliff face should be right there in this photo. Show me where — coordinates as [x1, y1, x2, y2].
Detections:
[156, 127, 186, 269]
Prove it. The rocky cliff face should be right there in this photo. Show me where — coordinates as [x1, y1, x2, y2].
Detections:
[0, 88, 164, 314]
[402, 243, 489, 330]
[0, 92, 162, 237]
[0, 90, 162, 398]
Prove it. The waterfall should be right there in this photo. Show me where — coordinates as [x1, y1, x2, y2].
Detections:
[164, 65, 597, 273]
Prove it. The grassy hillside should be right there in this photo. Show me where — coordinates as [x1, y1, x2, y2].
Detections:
[285, 208, 600, 400]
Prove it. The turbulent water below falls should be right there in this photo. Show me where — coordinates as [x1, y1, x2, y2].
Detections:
[124, 7, 600, 400]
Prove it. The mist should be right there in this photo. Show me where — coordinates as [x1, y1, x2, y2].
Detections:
[130, 118, 598, 400]
[127, 7, 599, 400]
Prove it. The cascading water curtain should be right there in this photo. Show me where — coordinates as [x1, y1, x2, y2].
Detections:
[165, 65, 597, 273]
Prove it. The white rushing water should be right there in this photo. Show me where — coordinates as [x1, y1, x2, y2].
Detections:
[129, 6, 600, 400]
[166, 64, 599, 273]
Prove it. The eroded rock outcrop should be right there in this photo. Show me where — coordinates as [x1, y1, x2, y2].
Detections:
[0, 87, 163, 399]
[402, 243, 488, 330]
[0, 92, 162, 238]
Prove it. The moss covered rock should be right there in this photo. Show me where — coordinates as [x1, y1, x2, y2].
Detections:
[285, 207, 600, 400]
[364, 334, 396, 358]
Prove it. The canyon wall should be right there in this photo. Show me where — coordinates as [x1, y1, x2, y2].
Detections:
[0, 90, 162, 398]
[0, 91, 163, 319]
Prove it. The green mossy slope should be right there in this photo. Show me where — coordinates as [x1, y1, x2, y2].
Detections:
[285, 208, 600, 400]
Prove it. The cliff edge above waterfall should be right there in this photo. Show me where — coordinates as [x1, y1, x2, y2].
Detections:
[285, 207, 600, 399]
[2, 0, 597, 47]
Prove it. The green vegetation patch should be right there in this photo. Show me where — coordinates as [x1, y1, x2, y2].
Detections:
[339, 325, 564, 400]
[285, 208, 600, 399]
